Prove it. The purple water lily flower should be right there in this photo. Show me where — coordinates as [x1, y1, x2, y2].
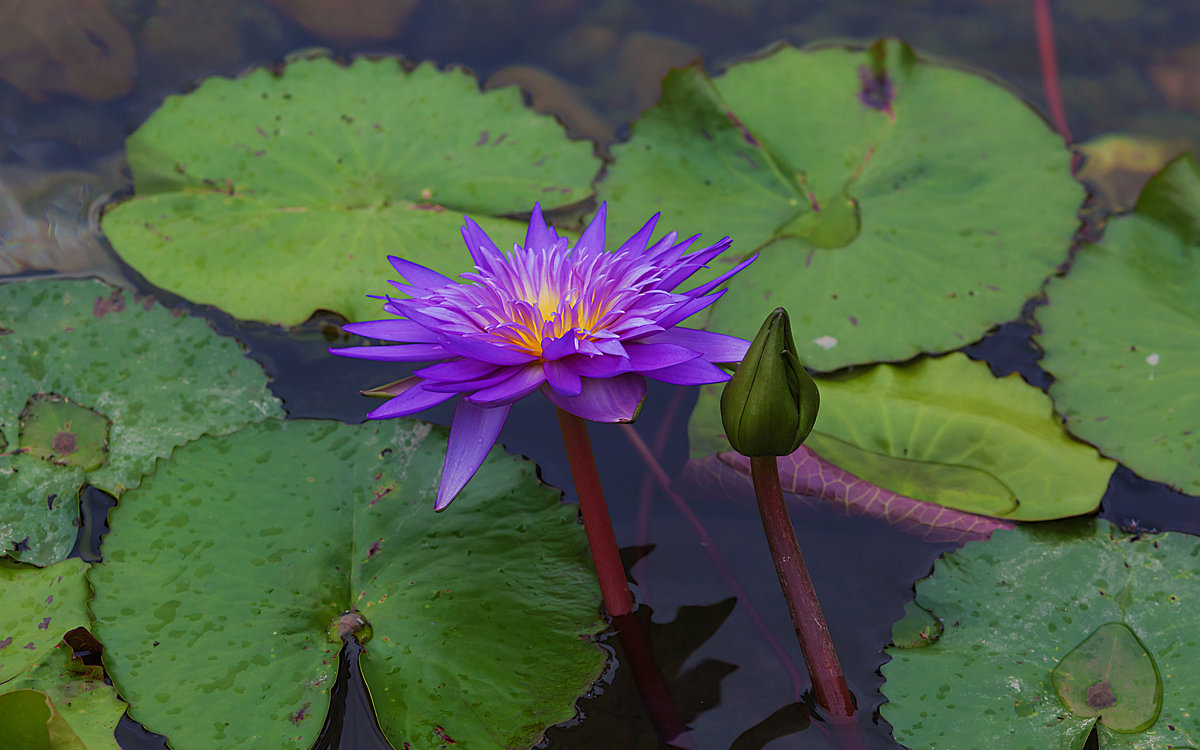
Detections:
[332, 203, 755, 510]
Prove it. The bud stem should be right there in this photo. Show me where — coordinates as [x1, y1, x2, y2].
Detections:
[556, 408, 634, 617]
[749, 455, 855, 717]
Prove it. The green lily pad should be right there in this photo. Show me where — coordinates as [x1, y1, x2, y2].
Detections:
[101, 55, 600, 326]
[0, 278, 282, 565]
[1035, 154, 1200, 494]
[1052, 622, 1161, 733]
[691, 353, 1115, 521]
[0, 558, 124, 750]
[89, 418, 606, 750]
[598, 40, 1083, 371]
[18, 395, 109, 472]
[881, 520, 1200, 749]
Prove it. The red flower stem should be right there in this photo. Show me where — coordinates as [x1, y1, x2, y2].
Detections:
[749, 455, 855, 718]
[1032, 0, 1071, 142]
[555, 408, 634, 617]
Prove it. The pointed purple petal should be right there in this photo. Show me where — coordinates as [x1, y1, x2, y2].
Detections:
[524, 203, 555, 252]
[637, 328, 750, 363]
[342, 319, 439, 343]
[461, 215, 502, 266]
[575, 203, 607, 256]
[388, 256, 455, 290]
[684, 253, 758, 298]
[435, 401, 511, 511]
[329, 344, 447, 362]
[625, 342, 702, 372]
[542, 334, 581, 361]
[540, 373, 645, 423]
[422, 366, 519, 393]
[643, 358, 731, 385]
[437, 334, 537, 365]
[653, 289, 727, 329]
[414, 359, 499, 381]
[367, 383, 455, 419]
[656, 239, 732, 290]
[466, 363, 547, 407]
[543, 360, 583, 397]
[616, 212, 660, 255]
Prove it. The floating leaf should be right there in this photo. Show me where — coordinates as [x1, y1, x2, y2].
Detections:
[89, 418, 606, 750]
[0, 558, 123, 750]
[101, 56, 600, 326]
[691, 354, 1115, 521]
[0, 278, 282, 565]
[1036, 154, 1200, 494]
[1052, 622, 1161, 733]
[881, 520, 1200, 749]
[598, 40, 1082, 370]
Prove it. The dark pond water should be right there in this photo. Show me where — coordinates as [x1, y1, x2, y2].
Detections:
[5, 1, 1200, 748]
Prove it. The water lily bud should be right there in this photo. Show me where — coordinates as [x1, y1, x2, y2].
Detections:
[721, 308, 820, 457]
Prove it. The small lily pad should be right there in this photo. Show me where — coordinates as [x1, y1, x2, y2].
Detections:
[881, 520, 1200, 749]
[599, 40, 1082, 370]
[18, 394, 109, 472]
[1035, 153, 1200, 494]
[1052, 622, 1161, 733]
[0, 279, 282, 565]
[690, 353, 1115, 521]
[0, 558, 123, 750]
[101, 55, 601, 326]
[89, 418, 606, 750]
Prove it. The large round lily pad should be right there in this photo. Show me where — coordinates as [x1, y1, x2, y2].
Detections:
[101, 55, 601, 326]
[690, 353, 1115, 521]
[599, 40, 1083, 371]
[1035, 154, 1200, 494]
[881, 520, 1200, 749]
[0, 279, 282, 565]
[89, 418, 606, 750]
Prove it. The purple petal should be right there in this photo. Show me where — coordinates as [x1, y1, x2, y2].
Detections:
[466, 363, 547, 407]
[343, 319, 439, 343]
[388, 256, 455, 291]
[656, 238, 732, 290]
[422, 367, 519, 393]
[684, 253, 758, 298]
[543, 360, 583, 397]
[616, 213, 660, 255]
[542, 334, 581, 361]
[524, 203, 555, 252]
[367, 382, 455, 419]
[437, 334, 537, 366]
[625, 342, 702, 372]
[329, 344, 447, 362]
[414, 358, 499, 381]
[461, 216, 502, 266]
[643, 358, 730, 385]
[435, 400, 511, 511]
[637, 328, 750, 363]
[562, 354, 631, 378]
[575, 203, 606, 256]
[540, 373, 646, 422]
[653, 289, 726, 329]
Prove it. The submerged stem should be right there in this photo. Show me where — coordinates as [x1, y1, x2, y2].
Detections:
[555, 408, 634, 617]
[749, 455, 855, 718]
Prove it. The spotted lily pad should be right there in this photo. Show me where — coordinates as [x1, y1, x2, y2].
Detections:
[690, 353, 1116, 521]
[0, 279, 282, 565]
[101, 55, 600, 326]
[598, 40, 1083, 370]
[89, 418, 606, 750]
[0, 558, 123, 750]
[881, 520, 1200, 749]
[1035, 154, 1200, 494]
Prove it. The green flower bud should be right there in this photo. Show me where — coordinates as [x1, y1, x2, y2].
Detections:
[720, 308, 820, 457]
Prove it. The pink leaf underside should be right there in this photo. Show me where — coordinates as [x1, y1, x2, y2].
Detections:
[683, 446, 1014, 544]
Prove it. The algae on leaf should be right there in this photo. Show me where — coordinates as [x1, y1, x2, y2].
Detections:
[1036, 153, 1200, 494]
[599, 40, 1083, 371]
[0, 279, 282, 565]
[101, 56, 601, 326]
[882, 520, 1200, 749]
[89, 418, 606, 750]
